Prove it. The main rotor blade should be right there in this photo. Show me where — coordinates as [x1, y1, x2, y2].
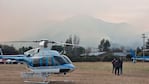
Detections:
[53, 41, 79, 46]
[48, 41, 56, 44]
[5, 41, 40, 43]
[1, 40, 79, 47]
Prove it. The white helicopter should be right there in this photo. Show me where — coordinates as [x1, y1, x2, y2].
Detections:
[0, 40, 75, 84]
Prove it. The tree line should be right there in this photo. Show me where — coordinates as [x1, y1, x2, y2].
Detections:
[0, 35, 111, 56]
[0, 44, 33, 55]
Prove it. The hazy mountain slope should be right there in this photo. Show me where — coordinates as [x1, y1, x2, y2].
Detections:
[28, 16, 141, 48]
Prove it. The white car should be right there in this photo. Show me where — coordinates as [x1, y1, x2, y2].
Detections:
[11, 60, 18, 64]
[6, 59, 12, 64]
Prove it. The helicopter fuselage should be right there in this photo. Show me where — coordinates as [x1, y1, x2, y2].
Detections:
[0, 48, 75, 74]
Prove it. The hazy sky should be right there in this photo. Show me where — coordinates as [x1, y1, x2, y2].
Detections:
[0, 0, 149, 43]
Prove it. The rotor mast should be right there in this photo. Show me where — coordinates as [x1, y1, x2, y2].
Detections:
[39, 40, 56, 48]
[39, 40, 48, 48]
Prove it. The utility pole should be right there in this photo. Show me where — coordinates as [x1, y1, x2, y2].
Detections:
[142, 34, 146, 62]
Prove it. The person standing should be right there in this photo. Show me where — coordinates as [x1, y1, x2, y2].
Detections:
[112, 58, 116, 73]
[114, 59, 120, 75]
[119, 58, 123, 75]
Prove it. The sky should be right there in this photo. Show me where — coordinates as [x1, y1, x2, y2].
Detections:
[0, 0, 149, 47]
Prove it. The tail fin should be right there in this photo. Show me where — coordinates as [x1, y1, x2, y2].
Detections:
[130, 49, 136, 58]
[130, 49, 136, 63]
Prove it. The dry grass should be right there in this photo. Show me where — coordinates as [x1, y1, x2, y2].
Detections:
[0, 62, 149, 84]
[72, 62, 149, 84]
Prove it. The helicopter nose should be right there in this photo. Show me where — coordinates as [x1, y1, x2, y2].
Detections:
[64, 64, 75, 71]
[60, 64, 75, 73]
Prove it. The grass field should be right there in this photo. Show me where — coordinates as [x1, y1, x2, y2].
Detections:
[0, 62, 149, 84]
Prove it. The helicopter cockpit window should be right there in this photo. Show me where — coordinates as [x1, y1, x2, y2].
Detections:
[53, 56, 69, 65]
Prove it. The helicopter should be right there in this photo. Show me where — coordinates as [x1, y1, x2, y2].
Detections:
[0, 40, 75, 84]
[130, 49, 149, 63]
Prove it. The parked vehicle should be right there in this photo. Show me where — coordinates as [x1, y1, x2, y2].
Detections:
[0, 59, 6, 64]
[5, 59, 18, 64]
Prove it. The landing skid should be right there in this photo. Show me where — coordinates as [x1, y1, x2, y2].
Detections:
[21, 72, 50, 84]
[24, 81, 49, 84]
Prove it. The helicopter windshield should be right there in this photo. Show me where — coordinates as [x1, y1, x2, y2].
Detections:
[53, 56, 71, 65]
[63, 55, 72, 64]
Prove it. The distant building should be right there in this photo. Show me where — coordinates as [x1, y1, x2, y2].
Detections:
[113, 52, 129, 60]
[81, 52, 106, 56]
[113, 52, 127, 57]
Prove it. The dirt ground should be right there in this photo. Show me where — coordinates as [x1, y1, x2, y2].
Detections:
[0, 62, 149, 84]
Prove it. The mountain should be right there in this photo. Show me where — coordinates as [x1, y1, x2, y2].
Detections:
[26, 15, 142, 48]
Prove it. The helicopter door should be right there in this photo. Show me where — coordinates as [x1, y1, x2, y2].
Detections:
[41, 57, 46, 66]
[41, 57, 52, 66]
